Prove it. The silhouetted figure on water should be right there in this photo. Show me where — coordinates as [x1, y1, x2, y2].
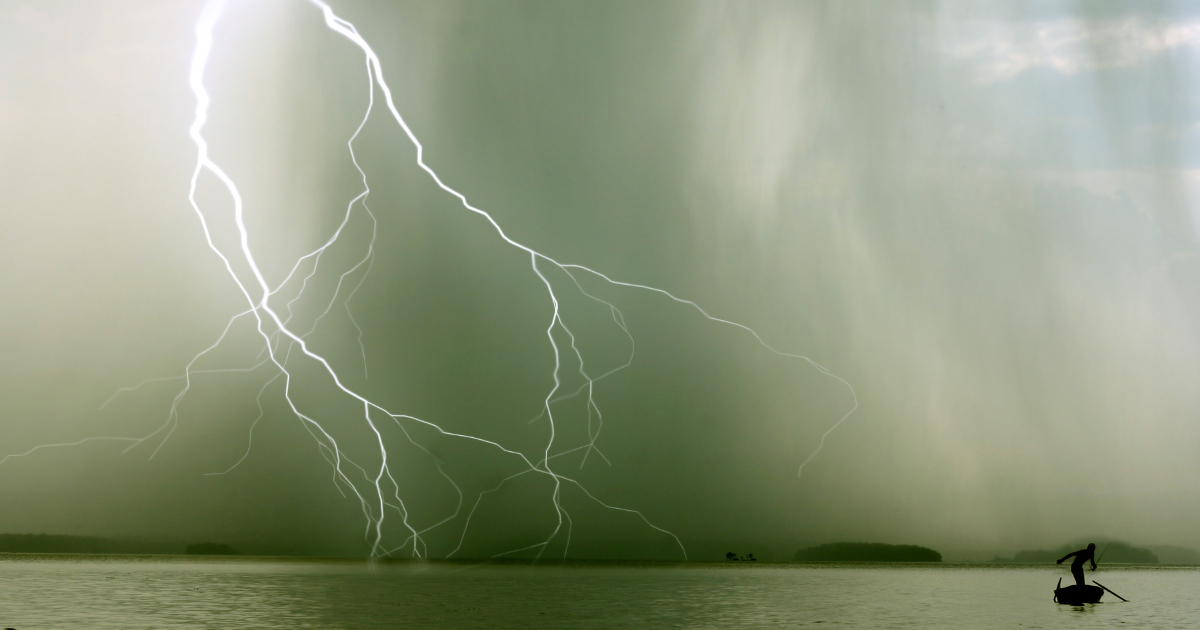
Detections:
[1057, 543, 1097, 586]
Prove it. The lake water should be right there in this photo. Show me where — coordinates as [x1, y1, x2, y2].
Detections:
[1, 556, 1197, 629]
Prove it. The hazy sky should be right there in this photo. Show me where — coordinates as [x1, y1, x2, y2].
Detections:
[2, 0, 1200, 560]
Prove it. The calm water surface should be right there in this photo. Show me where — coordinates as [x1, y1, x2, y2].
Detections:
[1, 556, 1196, 629]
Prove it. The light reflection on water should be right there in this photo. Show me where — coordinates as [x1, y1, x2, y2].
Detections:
[0, 556, 1196, 629]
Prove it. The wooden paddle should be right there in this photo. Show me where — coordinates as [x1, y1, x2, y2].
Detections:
[1093, 580, 1128, 602]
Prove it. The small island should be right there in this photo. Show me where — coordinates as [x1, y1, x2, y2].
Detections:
[794, 542, 942, 562]
[185, 543, 241, 556]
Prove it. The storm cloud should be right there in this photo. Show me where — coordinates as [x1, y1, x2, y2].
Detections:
[2, 0, 1199, 560]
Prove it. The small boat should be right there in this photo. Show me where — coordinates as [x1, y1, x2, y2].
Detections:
[1054, 578, 1103, 605]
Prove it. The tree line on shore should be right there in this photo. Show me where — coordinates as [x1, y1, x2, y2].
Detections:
[0, 534, 238, 555]
[793, 542, 942, 562]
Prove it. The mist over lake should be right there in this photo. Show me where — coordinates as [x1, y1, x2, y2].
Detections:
[1, 557, 1196, 629]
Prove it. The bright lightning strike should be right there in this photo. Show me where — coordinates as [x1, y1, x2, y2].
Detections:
[5, 0, 857, 560]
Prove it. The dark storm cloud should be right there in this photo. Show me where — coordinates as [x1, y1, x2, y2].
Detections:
[2, 0, 1199, 560]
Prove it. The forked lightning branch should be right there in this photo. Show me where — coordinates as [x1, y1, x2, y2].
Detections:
[3, 0, 858, 560]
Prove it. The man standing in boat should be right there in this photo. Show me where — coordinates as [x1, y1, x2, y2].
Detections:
[1056, 543, 1097, 586]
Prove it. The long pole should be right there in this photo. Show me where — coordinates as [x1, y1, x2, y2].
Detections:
[1093, 580, 1128, 602]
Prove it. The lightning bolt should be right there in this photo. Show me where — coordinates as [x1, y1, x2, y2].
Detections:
[4, 0, 857, 560]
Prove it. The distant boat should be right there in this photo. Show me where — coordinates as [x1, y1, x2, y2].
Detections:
[1054, 578, 1103, 605]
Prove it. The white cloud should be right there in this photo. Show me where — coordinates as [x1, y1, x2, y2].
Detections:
[944, 16, 1200, 83]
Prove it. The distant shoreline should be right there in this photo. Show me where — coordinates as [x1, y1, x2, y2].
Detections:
[1, 553, 1188, 566]
[794, 542, 942, 563]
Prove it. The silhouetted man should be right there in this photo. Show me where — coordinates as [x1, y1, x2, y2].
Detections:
[1057, 543, 1097, 586]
